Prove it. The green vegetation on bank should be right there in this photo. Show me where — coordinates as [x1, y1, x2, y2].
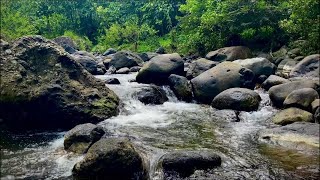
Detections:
[1, 0, 319, 55]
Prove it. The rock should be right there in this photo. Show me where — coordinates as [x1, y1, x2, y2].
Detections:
[259, 122, 319, 149]
[289, 54, 319, 78]
[71, 54, 98, 75]
[186, 58, 218, 79]
[103, 59, 112, 69]
[233, 57, 275, 78]
[272, 108, 313, 125]
[261, 75, 290, 90]
[105, 78, 120, 85]
[136, 53, 184, 85]
[191, 62, 255, 104]
[110, 51, 143, 69]
[294, 56, 305, 61]
[135, 85, 168, 105]
[160, 151, 221, 178]
[96, 68, 105, 75]
[156, 47, 166, 54]
[73, 51, 95, 59]
[283, 88, 319, 110]
[53, 36, 77, 54]
[106, 65, 116, 74]
[72, 138, 147, 180]
[211, 88, 261, 111]
[314, 108, 320, 124]
[102, 48, 117, 56]
[268, 80, 317, 108]
[272, 46, 288, 58]
[0, 39, 10, 51]
[0, 36, 119, 130]
[138, 52, 158, 62]
[276, 58, 298, 78]
[64, 123, 105, 154]
[116, 67, 130, 74]
[168, 74, 193, 102]
[205, 46, 252, 62]
[287, 48, 301, 58]
[130, 66, 141, 72]
[311, 99, 320, 113]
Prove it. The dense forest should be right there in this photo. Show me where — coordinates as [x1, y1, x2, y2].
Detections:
[1, 0, 319, 55]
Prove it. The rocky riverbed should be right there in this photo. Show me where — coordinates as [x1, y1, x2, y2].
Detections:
[1, 36, 319, 179]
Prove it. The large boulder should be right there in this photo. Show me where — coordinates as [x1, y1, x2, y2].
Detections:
[168, 74, 193, 102]
[64, 123, 105, 154]
[71, 54, 98, 75]
[289, 54, 319, 78]
[186, 58, 218, 79]
[159, 151, 221, 178]
[211, 88, 261, 111]
[259, 122, 319, 150]
[233, 57, 275, 78]
[261, 75, 290, 90]
[276, 58, 298, 78]
[73, 138, 148, 180]
[138, 52, 158, 62]
[134, 86, 168, 105]
[283, 88, 319, 110]
[272, 108, 313, 125]
[0, 36, 119, 130]
[136, 53, 184, 85]
[110, 51, 143, 69]
[116, 67, 130, 74]
[191, 62, 255, 104]
[268, 80, 318, 108]
[53, 36, 77, 54]
[205, 46, 252, 62]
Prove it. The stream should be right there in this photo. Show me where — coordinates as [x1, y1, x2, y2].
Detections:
[1, 73, 319, 180]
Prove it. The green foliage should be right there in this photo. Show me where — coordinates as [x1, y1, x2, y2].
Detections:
[63, 31, 93, 51]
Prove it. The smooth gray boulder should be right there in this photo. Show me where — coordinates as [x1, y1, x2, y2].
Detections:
[64, 123, 105, 154]
[103, 48, 117, 56]
[283, 88, 319, 110]
[211, 88, 261, 111]
[168, 74, 193, 102]
[136, 53, 184, 85]
[110, 51, 143, 69]
[116, 67, 130, 74]
[268, 80, 318, 108]
[186, 58, 218, 79]
[261, 75, 290, 90]
[206, 46, 252, 62]
[73, 138, 148, 180]
[135, 86, 168, 105]
[72, 54, 98, 75]
[233, 57, 275, 78]
[191, 62, 254, 104]
[290, 54, 319, 78]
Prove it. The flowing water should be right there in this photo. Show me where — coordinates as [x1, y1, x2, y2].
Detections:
[1, 73, 319, 180]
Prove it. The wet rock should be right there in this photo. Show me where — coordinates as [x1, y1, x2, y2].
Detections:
[105, 78, 120, 85]
[73, 138, 147, 180]
[136, 53, 184, 85]
[160, 151, 221, 178]
[110, 51, 143, 69]
[102, 48, 117, 56]
[233, 57, 275, 78]
[205, 46, 252, 62]
[156, 47, 166, 54]
[130, 66, 141, 72]
[283, 88, 319, 110]
[311, 99, 320, 113]
[261, 75, 290, 90]
[259, 122, 319, 149]
[272, 108, 313, 125]
[168, 74, 193, 102]
[211, 88, 261, 111]
[71, 54, 98, 75]
[268, 80, 317, 108]
[289, 54, 319, 78]
[138, 52, 158, 62]
[116, 67, 130, 74]
[96, 68, 105, 75]
[0, 36, 119, 130]
[276, 58, 298, 78]
[135, 85, 168, 105]
[191, 62, 254, 104]
[106, 65, 116, 74]
[53, 36, 77, 54]
[186, 58, 218, 79]
[64, 123, 105, 154]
